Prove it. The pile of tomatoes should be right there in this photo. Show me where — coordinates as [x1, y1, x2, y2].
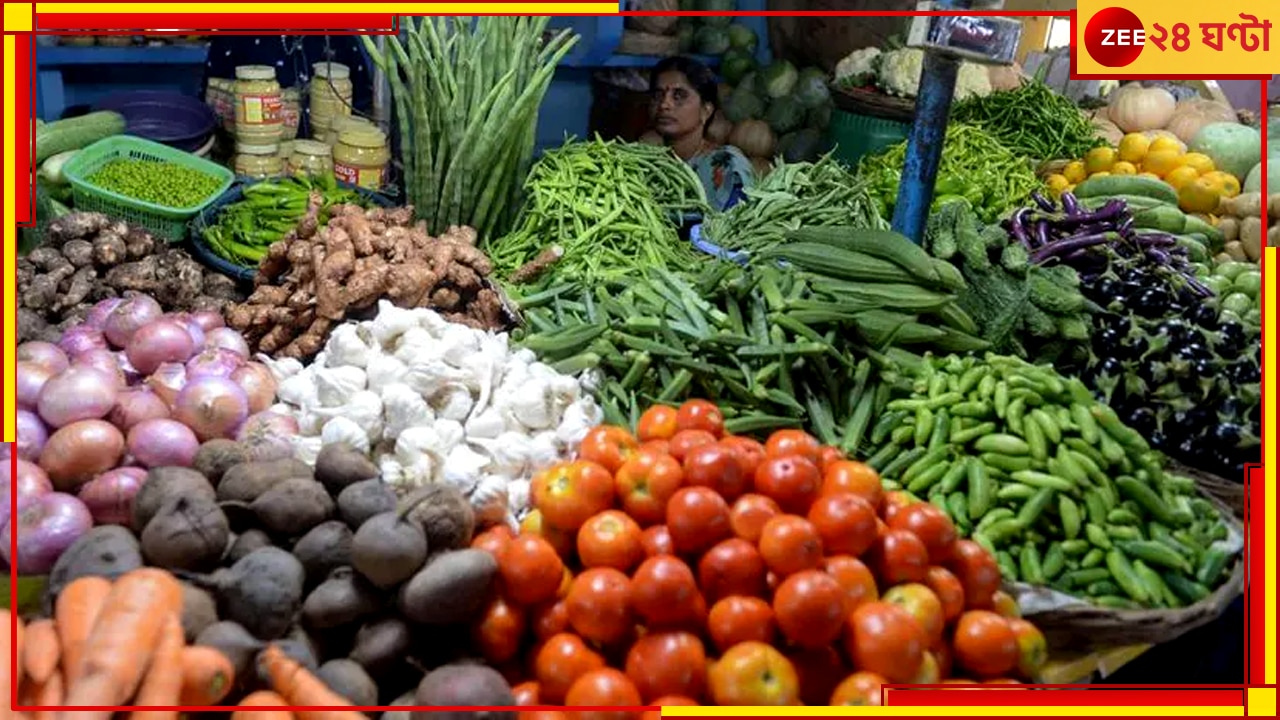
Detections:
[469, 399, 1046, 711]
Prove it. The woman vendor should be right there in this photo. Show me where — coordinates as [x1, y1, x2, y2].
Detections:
[649, 57, 755, 210]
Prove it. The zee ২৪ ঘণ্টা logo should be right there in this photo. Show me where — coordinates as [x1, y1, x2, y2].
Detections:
[1084, 7, 1147, 67]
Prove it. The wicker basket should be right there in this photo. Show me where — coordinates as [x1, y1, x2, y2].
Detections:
[830, 85, 916, 123]
[1021, 491, 1244, 652]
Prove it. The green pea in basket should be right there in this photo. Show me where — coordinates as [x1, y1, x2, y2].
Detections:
[62, 135, 235, 242]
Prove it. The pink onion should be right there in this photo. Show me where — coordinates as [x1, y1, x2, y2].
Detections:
[58, 325, 108, 358]
[103, 294, 163, 348]
[16, 410, 49, 462]
[84, 297, 125, 330]
[183, 319, 207, 349]
[73, 348, 127, 387]
[204, 327, 250, 359]
[39, 419, 125, 491]
[186, 347, 244, 380]
[126, 319, 196, 376]
[236, 411, 300, 461]
[2, 492, 93, 575]
[1, 459, 53, 530]
[17, 361, 55, 410]
[77, 467, 147, 526]
[115, 352, 144, 385]
[37, 365, 120, 428]
[127, 418, 199, 468]
[17, 341, 69, 374]
[231, 362, 278, 414]
[190, 310, 226, 331]
[147, 362, 189, 407]
[173, 376, 250, 441]
[109, 387, 171, 431]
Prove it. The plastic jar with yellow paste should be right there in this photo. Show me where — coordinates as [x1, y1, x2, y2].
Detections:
[290, 140, 334, 179]
[233, 65, 283, 144]
[280, 88, 301, 141]
[322, 115, 375, 146]
[206, 79, 236, 132]
[333, 128, 389, 190]
[234, 142, 284, 180]
[310, 61, 353, 133]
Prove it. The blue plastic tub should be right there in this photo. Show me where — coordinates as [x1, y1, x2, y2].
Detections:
[689, 223, 749, 266]
[94, 91, 218, 153]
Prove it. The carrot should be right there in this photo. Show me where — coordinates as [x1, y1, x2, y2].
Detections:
[178, 646, 236, 705]
[231, 691, 295, 720]
[22, 619, 61, 685]
[33, 670, 64, 720]
[259, 645, 366, 720]
[62, 569, 183, 714]
[129, 614, 184, 720]
[55, 575, 113, 686]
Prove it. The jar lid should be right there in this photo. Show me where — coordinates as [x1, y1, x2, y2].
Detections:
[236, 142, 281, 155]
[292, 139, 333, 157]
[313, 62, 351, 80]
[235, 65, 278, 81]
[338, 128, 388, 148]
[329, 116, 373, 133]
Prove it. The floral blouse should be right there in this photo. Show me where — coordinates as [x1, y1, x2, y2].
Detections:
[689, 144, 756, 211]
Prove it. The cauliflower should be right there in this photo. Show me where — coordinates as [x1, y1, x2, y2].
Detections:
[835, 47, 881, 87]
[874, 47, 992, 101]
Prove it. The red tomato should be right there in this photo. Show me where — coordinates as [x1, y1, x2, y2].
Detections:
[1008, 618, 1049, 679]
[772, 569, 848, 649]
[829, 671, 888, 706]
[578, 425, 641, 475]
[577, 510, 645, 572]
[729, 493, 782, 543]
[706, 642, 800, 706]
[753, 455, 822, 514]
[880, 490, 916, 523]
[991, 590, 1021, 618]
[512, 680, 541, 706]
[788, 646, 848, 707]
[530, 599, 571, 641]
[719, 436, 767, 480]
[667, 429, 718, 464]
[882, 582, 945, 645]
[472, 525, 515, 556]
[807, 492, 878, 557]
[640, 696, 698, 720]
[763, 429, 821, 464]
[500, 534, 567, 606]
[697, 538, 768, 602]
[534, 633, 606, 704]
[473, 595, 527, 664]
[665, 487, 732, 556]
[843, 601, 927, 683]
[565, 568, 635, 645]
[946, 540, 1002, 610]
[707, 595, 777, 653]
[630, 555, 702, 628]
[868, 528, 930, 585]
[817, 445, 846, 472]
[531, 460, 616, 532]
[952, 610, 1019, 679]
[757, 514, 823, 578]
[637, 404, 679, 442]
[641, 525, 674, 557]
[924, 566, 966, 622]
[565, 668, 642, 720]
[682, 443, 747, 501]
[614, 451, 684, 527]
[520, 510, 576, 560]
[823, 555, 880, 610]
[674, 399, 725, 437]
[821, 460, 884, 509]
[624, 631, 708, 702]
[641, 439, 671, 457]
[889, 503, 958, 563]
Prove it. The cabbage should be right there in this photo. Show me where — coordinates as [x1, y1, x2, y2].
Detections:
[694, 26, 731, 55]
[765, 95, 806, 134]
[794, 67, 831, 109]
[759, 60, 799, 99]
[721, 48, 757, 85]
[723, 87, 765, 123]
[727, 23, 758, 52]
[1188, 122, 1261, 181]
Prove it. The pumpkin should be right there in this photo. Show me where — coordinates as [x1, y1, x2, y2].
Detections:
[1166, 98, 1238, 143]
[1090, 114, 1123, 145]
[707, 111, 733, 145]
[728, 119, 777, 159]
[1108, 86, 1177, 133]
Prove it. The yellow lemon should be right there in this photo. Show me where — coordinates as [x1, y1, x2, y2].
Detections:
[1203, 170, 1241, 197]
[1164, 165, 1201, 190]
[1045, 173, 1070, 192]
[1063, 160, 1087, 184]
[1143, 149, 1182, 177]
[1179, 152, 1215, 174]
[1084, 146, 1117, 175]
[1112, 161, 1138, 175]
[1117, 133, 1150, 163]
[1178, 177, 1221, 214]
[1149, 135, 1184, 154]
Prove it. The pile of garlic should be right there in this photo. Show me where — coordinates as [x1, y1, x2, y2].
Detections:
[262, 300, 602, 528]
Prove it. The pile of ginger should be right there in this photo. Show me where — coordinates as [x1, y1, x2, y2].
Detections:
[226, 196, 511, 359]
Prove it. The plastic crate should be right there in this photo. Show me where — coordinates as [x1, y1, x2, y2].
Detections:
[826, 108, 911, 168]
[188, 179, 397, 283]
[62, 135, 234, 242]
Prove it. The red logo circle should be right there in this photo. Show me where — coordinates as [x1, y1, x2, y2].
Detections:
[1084, 7, 1146, 67]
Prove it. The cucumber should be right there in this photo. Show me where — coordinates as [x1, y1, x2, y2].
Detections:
[35, 111, 126, 164]
[39, 150, 79, 185]
[1132, 205, 1188, 234]
[1182, 215, 1223, 244]
[1072, 175, 1179, 205]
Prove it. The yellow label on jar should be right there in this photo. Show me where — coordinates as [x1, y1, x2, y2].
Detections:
[240, 95, 283, 125]
[334, 162, 382, 190]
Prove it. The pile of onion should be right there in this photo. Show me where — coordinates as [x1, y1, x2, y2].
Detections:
[13, 296, 291, 571]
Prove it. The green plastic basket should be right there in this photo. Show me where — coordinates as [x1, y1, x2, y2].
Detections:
[827, 108, 911, 167]
[62, 135, 235, 242]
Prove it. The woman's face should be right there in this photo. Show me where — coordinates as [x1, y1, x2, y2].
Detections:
[651, 70, 712, 140]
